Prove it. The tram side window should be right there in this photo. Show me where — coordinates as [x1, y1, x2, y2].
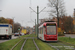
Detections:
[41, 28, 42, 34]
[39, 28, 41, 34]
[39, 28, 40, 34]
[42, 28, 43, 34]
[40, 28, 43, 34]
[43, 27, 46, 34]
[40, 28, 41, 34]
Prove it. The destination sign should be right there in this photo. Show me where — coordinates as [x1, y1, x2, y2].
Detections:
[46, 24, 56, 26]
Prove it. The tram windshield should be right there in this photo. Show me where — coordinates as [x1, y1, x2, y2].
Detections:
[47, 24, 56, 35]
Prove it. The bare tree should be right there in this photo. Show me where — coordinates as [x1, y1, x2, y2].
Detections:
[48, 0, 65, 27]
[63, 16, 73, 32]
[14, 23, 21, 33]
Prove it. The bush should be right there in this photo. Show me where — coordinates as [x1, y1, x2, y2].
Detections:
[58, 32, 64, 36]
[58, 28, 65, 36]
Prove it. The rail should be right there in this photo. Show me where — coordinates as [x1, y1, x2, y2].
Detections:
[33, 38, 39, 50]
[11, 39, 23, 50]
[21, 38, 27, 50]
[47, 43, 59, 50]
[11, 37, 39, 50]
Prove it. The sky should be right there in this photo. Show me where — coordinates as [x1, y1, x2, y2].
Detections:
[0, 0, 75, 27]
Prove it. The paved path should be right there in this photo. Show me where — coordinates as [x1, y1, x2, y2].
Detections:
[65, 34, 75, 38]
[12, 35, 18, 39]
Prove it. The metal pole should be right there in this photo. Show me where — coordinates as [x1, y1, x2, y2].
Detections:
[74, 9, 75, 31]
[57, 0, 59, 27]
[29, 6, 46, 38]
[37, 6, 39, 39]
[35, 19, 36, 35]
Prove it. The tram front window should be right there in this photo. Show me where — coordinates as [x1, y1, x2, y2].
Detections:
[47, 25, 56, 35]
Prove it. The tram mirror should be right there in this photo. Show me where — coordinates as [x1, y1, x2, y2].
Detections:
[44, 26, 45, 27]
[43, 23, 46, 27]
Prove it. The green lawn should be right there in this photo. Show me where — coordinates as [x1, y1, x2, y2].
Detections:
[23, 39, 37, 50]
[34, 39, 55, 50]
[58, 37, 75, 45]
[1, 34, 75, 50]
[0, 34, 36, 50]
[13, 39, 25, 50]
[50, 43, 74, 50]
[0, 38, 22, 50]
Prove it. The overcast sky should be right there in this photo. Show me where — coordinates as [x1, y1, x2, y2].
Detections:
[0, 0, 75, 27]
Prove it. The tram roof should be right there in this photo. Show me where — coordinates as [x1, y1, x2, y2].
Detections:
[44, 21, 55, 22]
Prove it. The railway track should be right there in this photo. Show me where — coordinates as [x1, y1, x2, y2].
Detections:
[59, 40, 75, 46]
[33, 38, 39, 50]
[11, 39, 23, 50]
[11, 37, 39, 50]
[47, 41, 75, 50]
[47, 43, 59, 50]
[58, 41, 75, 50]
[21, 38, 27, 50]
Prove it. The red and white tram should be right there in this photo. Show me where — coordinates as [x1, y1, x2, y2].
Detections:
[38, 21, 58, 41]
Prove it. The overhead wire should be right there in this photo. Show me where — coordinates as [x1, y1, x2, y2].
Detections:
[30, 0, 35, 23]
[40, 7, 50, 19]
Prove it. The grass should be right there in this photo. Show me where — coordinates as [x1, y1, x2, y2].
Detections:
[0, 34, 36, 50]
[13, 39, 25, 50]
[34, 39, 55, 50]
[0, 38, 22, 50]
[58, 37, 75, 45]
[50, 43, 65, 50]
[20, 35, 30, 37]
[11, 34, 55, 50]
[23, 39, 36, 50]
[50, 43, 73, 50]
[1, 34, 75, 50]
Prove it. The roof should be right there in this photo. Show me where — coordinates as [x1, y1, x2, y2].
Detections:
[45, 21, 55, 22]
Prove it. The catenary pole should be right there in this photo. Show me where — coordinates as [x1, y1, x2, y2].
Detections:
[29, 6, 46, 39]
[35, 19, 36, 35]
[74, 9, 75, 31]
[37, 6, 39, 39]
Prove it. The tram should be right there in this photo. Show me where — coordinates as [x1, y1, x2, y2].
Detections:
[38, 21, 58, 41]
